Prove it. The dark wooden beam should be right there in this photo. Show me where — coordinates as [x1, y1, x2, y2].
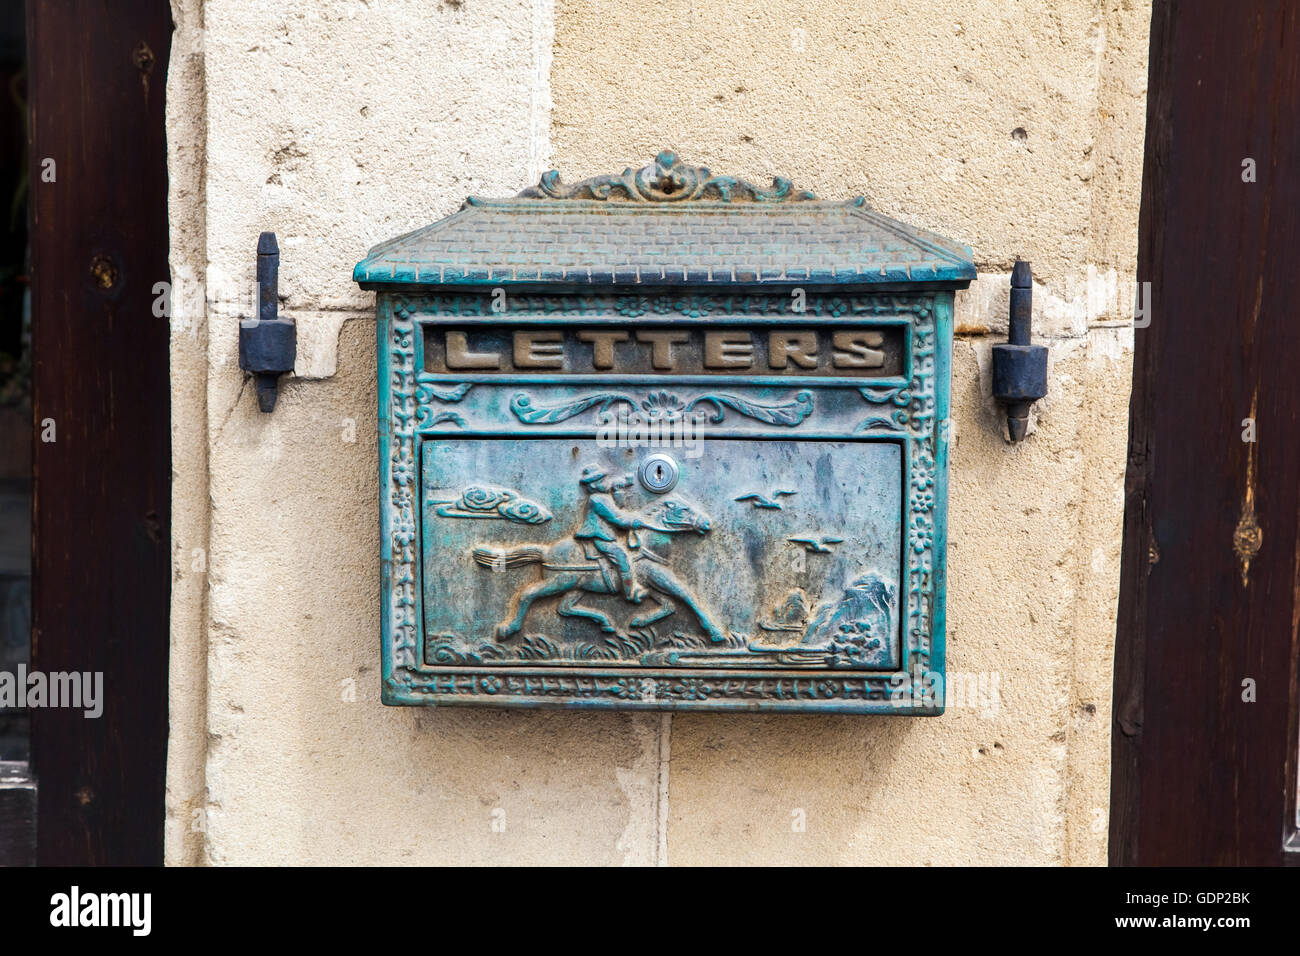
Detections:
[0, 762, 35, 866]
[1111, 0, 1300, 866]
[27, 0, 172, 865]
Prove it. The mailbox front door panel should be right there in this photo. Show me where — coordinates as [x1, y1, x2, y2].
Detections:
[421, 437, 904, 670]
[375, 290, 957, 714]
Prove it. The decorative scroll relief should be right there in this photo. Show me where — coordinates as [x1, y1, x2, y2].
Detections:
[518, 149, 818, 204]
[415, 381, 473, 429]
[509, 390, 814, 427]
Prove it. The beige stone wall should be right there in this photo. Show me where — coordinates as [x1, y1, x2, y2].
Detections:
[166, 0, 1148, 865]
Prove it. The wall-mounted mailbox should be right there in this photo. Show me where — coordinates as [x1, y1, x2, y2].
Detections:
[355, 152, 975, 713]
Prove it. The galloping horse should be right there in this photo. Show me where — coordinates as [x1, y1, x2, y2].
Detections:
[472, 497, 728, 643]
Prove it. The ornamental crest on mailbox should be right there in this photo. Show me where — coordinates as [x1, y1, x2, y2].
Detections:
[355, 151, 975, 713]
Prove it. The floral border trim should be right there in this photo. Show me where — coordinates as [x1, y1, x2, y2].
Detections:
[392, 290, 929, 322]
[390, 671, 900, 705]
[387, 302, 421, 668]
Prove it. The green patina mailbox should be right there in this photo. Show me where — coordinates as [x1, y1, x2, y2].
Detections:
[355, 152, 974, 713]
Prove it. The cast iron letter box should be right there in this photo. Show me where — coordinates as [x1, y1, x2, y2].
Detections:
[355, 152, 974, 713]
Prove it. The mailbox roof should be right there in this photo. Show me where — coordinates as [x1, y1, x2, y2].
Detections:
[355, 154, 976, 291]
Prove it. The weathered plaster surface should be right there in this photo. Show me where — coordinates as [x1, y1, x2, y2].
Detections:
[165, 0, 210, 866]
[167, 0, 1147, 865]
[549, 0, 1146, 865]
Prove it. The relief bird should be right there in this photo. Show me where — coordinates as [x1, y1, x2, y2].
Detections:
[734, 489, 798, 510]
[788, 535, 843, 554]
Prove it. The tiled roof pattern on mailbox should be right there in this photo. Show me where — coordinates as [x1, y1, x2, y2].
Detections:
[354, 199, 977, 289]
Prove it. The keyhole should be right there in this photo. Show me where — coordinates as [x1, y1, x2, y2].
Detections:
[639, 453, 678, 493]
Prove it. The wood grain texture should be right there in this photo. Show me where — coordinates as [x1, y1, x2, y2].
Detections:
[1111, 0, 1300, 866]
[0, 762, 35, 866]
[27, 0, 171, 865]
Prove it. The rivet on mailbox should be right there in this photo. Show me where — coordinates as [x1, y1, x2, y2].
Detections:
[355, 151, 975, 713]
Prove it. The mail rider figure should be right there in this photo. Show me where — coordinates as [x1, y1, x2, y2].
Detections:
[574, 465, 646, 604]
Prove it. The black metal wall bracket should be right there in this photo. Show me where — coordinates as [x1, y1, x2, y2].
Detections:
[238, 231, 296, 412]
[992, 259, 1048, 442]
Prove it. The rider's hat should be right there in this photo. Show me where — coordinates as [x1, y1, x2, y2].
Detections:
[579, 465, 606, 485]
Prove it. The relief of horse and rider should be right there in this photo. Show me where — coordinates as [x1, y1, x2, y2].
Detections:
[471, 465, 731, 646]
[447, 462, 895, 668]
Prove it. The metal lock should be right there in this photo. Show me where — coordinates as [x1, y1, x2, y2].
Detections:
[638, 454, 679, 493]
[357, 151, 974, 714]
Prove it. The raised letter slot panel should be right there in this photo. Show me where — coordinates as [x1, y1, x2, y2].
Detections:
[424, 324, 905, 378]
